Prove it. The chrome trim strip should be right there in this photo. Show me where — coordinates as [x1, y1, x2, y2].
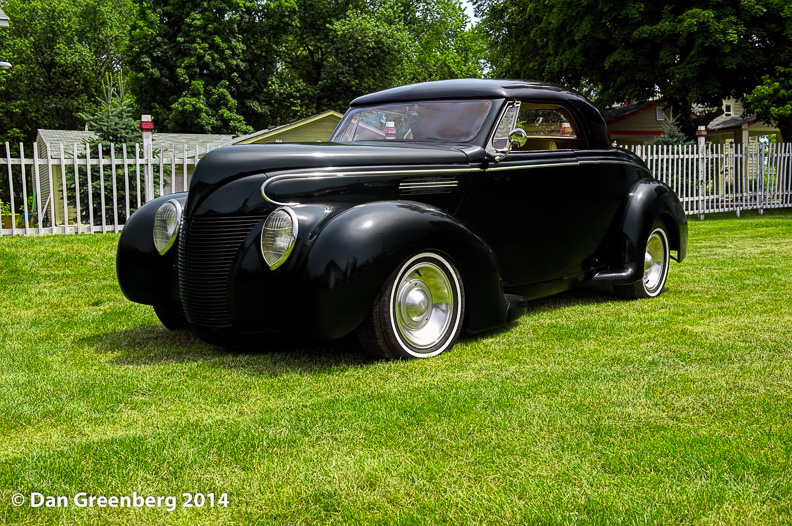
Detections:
[579, 159, 639, 166]
[486, 161, 580, 172]
[399, 181, 459, 189]
[261, 167, 481, 205]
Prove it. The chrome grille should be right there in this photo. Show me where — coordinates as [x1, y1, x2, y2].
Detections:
[178, 215, 266, 327]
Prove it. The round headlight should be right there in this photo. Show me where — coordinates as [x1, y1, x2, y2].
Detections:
[261, 207, 298, 270]
[153, 199, 183, 255]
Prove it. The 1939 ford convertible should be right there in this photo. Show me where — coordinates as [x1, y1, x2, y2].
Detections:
[117, 79, 688, 360]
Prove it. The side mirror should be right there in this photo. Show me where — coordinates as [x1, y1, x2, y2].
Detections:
[495, 128, 528, 162]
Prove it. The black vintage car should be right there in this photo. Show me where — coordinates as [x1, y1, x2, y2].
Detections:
[117, 79, 688, 359]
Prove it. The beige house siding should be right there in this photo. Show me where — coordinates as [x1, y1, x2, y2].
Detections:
[606, 101, 672, 146]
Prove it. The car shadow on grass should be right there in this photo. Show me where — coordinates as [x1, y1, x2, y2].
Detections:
[82, 324, 377, 376]
[83, 287, 621, 373]
[522, 286, 623, 314]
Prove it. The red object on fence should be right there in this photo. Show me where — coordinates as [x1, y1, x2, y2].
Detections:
[139, 120, 154, 132]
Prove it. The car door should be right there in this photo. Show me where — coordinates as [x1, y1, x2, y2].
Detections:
[483, 102, 589, 288]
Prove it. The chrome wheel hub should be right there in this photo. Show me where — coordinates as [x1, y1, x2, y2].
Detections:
[394, 261, 455, 350]
[643, 230, 666, 293]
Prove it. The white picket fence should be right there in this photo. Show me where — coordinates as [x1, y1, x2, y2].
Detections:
[0, 141, 220, 236]
[1, 141, 791, 236]
[629, 142, 792, 218]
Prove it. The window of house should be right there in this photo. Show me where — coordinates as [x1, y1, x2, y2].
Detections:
[655, 106, 665, 121]
[724, 103, 733, 117]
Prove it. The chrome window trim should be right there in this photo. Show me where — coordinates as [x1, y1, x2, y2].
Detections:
[486, 101, 521, 155]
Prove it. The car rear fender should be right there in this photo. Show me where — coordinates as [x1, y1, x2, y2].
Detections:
[620, 179, 688, 273]
[294, 200, 509, 340]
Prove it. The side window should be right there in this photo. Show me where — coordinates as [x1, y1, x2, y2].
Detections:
[491, 102, 582, 151]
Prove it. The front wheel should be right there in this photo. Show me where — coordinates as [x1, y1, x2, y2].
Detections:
[615, 220, 670, 299]
[358, 252, 465, 360]
[154, 305, 188, 331]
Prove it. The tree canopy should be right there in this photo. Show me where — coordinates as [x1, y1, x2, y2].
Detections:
[744, 66, 792, 143]
[126, 0, 485, 134]
[0, 0, 136, 146]
[0, 0, 482, 142]
[476, 0, 792, 137]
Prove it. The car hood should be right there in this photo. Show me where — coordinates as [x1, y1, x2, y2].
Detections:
[187, 142, 476, 215]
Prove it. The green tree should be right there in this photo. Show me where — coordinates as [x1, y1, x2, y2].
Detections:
[268, 0, 484, 124]
[744, 66, 792, 143]
[476, 0, 792, 138]
[125, 0, 297, 134]
[652, 116, 692, 145]
[70, 71, 141, 225]
[0, 0, 135, 146]
[79, 71, 140, 147]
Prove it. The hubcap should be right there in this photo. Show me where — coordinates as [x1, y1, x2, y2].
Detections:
[643, 230, 667, 293]
[394, 261, 455, 350]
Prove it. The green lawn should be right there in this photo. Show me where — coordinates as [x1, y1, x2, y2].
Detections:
[1, 209, 791, 525]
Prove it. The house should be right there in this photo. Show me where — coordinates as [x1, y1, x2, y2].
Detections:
[605, 100, 672, 146]
[35, 130, 236, 225]
[706, 99, 781, 145]
[606, 98, 784, 146]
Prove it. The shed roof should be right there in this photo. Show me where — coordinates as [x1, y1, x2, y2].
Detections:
[232, 110, 343, 144]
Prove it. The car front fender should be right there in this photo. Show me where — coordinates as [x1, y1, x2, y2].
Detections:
[116, 193, 188, 308]
[293, 200, 509, 340]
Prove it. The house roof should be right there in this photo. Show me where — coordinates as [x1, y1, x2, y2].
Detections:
[604, 100, 661, 124]
[232, 110, 344, 144]
[36, 129, 236, 158]
[707, 114, 757, 131]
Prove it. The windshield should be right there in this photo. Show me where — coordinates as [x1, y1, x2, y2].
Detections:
[331, 100, 492, 143]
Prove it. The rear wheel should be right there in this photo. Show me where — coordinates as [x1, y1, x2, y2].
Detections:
[615, 220, 670, 299]
[358, 252, 465, 360]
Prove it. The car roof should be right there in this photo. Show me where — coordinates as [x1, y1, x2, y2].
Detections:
[349, 79, 612, 149]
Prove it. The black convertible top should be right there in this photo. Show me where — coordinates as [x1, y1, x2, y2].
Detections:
[350, 79, 612, 149]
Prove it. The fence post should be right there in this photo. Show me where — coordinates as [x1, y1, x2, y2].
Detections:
[758, 143, 764, 215]
[140, 115, 154, 203]
[696, 126, 707, 220]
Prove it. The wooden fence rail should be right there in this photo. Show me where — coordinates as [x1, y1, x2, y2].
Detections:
[1, 141, 791, 237]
